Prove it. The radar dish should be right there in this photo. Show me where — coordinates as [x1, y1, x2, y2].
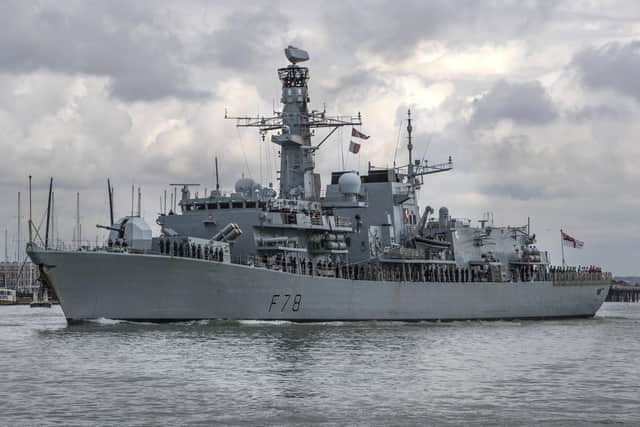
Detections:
[285, 46, 309, 64]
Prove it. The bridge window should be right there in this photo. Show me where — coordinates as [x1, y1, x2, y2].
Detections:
[285, 213, 297, 224]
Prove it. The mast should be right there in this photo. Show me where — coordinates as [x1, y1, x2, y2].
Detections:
[137, 187, 141, 217]
[215, 156, 220, 193]
[274, 52, 312, 198]
[45, 178, 53, 249]
[407, 109, 414, 179]
[130, 185, 134, 217]
[560, 229, 566, 267]
[28, 176, 32, 244]
[226, 46, 362, 200]
[51, 191, 55, 249]
[76, 192, 81, 249]
[107, 179, 114, 226]
[17, 192, 20, 261]
[4, 229, 7, 262]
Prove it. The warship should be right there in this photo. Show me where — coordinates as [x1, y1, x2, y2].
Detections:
[27, 46, 611, 322]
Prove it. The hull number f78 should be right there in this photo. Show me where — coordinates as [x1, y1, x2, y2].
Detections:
[269, 294, 302, 312]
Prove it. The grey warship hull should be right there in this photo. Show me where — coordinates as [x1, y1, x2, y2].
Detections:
[29, 247, 610, 322]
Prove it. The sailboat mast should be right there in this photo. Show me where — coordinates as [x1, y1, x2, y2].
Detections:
[51, 191, 55, 249]
[76, 192, 81, 249]
[17, 192, 20, 261]
[45, 178, 53, 249]
[215, 156, 220, 192]
[28, 176, 32, 244]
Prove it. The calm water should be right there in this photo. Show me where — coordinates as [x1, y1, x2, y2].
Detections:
[1, 303, 639, 426]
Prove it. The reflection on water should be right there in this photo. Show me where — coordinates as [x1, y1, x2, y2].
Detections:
[2, 303, 640, 426]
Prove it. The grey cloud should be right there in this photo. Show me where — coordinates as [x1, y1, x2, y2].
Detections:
[196, 7, 289, 71]
[0, 1, 207, 101]
[321, 71, 391, 106]
[447, 124, 636, 202]
[573, 40, 640, 101]
[322, 0, 557, 60]
[471, 80, 557, 127]
[565, 104, 628, 123]
[470, 134, 587, 200]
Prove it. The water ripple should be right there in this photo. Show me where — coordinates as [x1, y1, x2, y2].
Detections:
[1, 303, 639, 425]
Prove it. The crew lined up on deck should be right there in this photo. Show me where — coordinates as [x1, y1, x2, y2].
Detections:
[252, 255, 609, 283]
[158, 239, 224, 262]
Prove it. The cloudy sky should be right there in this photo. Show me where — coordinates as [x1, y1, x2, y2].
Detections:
[0, 0, 638, 274]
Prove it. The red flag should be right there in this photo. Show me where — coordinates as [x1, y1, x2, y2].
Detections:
[348, 140, 361, 154]
[562, 231, 584, 249]
[351, 128, 370, 139]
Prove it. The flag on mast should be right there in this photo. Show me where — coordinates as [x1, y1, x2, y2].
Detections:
[348, 140, 361, 154]
[351, 128, 370, 139]
[561, 231, 584, 249]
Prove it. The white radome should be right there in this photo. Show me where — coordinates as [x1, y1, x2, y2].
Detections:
[338, 172, 361, 195]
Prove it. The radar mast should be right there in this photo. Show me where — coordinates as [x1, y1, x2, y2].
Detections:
[225, 46, 362, 200]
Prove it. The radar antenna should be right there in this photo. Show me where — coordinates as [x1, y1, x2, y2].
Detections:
[284, 45, 309, 64]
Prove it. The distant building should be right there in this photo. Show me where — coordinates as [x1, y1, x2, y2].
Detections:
[614, 276, 640, 286]
[0, 261, 38, 294]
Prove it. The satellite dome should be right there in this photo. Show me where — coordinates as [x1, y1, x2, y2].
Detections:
[338, 172, 361, 195]
[235, 177, 257, 194]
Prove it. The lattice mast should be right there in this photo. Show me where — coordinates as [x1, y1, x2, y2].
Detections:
[226, 46, 361, 200]
[402, 109, 453, 194]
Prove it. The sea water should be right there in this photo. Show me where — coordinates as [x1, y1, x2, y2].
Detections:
[1, 303, 639, 426]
